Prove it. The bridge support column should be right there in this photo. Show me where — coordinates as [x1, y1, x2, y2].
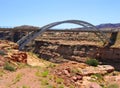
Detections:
[10, 31, 14, 42]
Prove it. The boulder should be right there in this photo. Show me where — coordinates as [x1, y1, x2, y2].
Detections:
[80, 65, 114, 76]
[5, 51, 27, 63]
[88, 82, 102, 88]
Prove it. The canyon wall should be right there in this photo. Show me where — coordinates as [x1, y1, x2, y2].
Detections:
[33, 40, 120, 63]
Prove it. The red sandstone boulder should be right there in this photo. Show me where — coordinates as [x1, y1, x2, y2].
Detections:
[80, 65, 114, 76]
[7, 52, 27, 63]
[88, 82, 102, 88]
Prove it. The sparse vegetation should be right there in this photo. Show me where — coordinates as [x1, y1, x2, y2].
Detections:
[35, 70, 41, 77]
[71, 68, 81, 74]
[70, 85, 75, 88]
[55, 77, 64, 84]
[92, 73, 103, 80]
[4, 62, 16, 71]
[35, 69, 49, 78]
[48, 63, 56, 68]
[0, 50, 6, 56]
[58, 84, 64, 88]
[22, 85, 31, 88]
[48, 75, 54, 80]
[90, 73, 104, 83]
[41, 70, 49, 77]
[107, 83, 119, 88]
[0, 69, 5, 77]
[47, 85, 54, 88]
[12, 73, 23, 84]
[85, 58, 99, 66]
[41, 79, 49, 85]
[17, 62, 31, 69]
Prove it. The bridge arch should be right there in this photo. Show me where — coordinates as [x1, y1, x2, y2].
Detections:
[17, 20, 110, 50]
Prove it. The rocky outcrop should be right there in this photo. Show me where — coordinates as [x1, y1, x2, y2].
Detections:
[52, 61, 118, 87]
[5, 51, 27, 63]
[0, 40, 27, 67]
[0, 40, 49, 67]
[52, 61, 120, 87]
[0, 40, 18, 49]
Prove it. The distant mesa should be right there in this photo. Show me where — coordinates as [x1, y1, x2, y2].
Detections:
[96, 23, 120, 29]
[14, 25, 40, 29]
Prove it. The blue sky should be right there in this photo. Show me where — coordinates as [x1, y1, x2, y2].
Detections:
[0, 0, 120, 28]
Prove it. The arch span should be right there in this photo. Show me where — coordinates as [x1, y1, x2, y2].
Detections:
[17, 20, 110, 50]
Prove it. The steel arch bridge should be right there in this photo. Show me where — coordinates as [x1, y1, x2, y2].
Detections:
[17, 20, 110, 50]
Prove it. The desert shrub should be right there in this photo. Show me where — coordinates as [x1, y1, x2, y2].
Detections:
[35, 70, 41, 77]
[56, 77, 63, 84]
[48, 63, 56, 68]
[4, 62, 16, 71]
[22, 85, 30, 88]
[58, 84, 64, 88]
[90, 73, 104, 83]
[0, 70, 5, 77]
[12, 73, 23, 84]
[85, 58, 99, 66]
[0, 50, 6, 56]
[71, 68, 81, 74]
[41, 70, 49, 77]
[41, 79, 49, 85]
[92, 73, 103, 80]
[107, 83, 119, 88]
[47, 85, 54, 88]
[69, 85, 75, 88]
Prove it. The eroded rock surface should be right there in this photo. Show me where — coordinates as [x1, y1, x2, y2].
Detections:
[52, 61, 119, 87]
[0, 40, 47, 67]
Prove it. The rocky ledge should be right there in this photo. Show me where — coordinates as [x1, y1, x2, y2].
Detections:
[0, 40, 47, 68]
[52, 61, 120, 88]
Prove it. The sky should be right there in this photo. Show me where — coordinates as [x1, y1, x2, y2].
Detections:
[0, 0, 120, 28]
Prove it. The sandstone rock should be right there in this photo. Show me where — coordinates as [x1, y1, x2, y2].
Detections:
[75, 81, 82, 86]
[104, 75, 120, 87]
[72, 75, 83, 82]
[73, 51, 85, 56]
[88, 82, 102, 88]
[80, 65, 114, 76]
[72, 76, 77, 81]
[63, 69, 71, 77]
[11, 52, 27, 63]
[0, 55, 6, 66]
[5, 51, 27, 63]
[115, 75, 120, 81]
[57, 72, 62, 76]
[98, 65, 115, 73]
[0, 40, 18, 50]
[76, 75, 83, 80]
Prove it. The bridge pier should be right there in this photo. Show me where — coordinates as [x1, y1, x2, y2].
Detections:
[104, 32, 118, 48]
